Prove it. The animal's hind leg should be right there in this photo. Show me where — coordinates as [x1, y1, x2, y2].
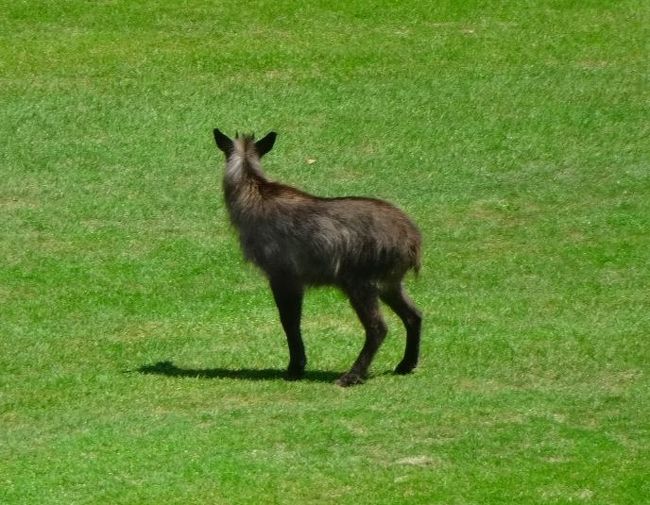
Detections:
[380, 283, 422, 375]
[270, 277, 306, 380]
[337, 285, 388, 387]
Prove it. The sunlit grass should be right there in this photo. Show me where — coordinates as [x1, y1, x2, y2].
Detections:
[1, 1, 648, 504]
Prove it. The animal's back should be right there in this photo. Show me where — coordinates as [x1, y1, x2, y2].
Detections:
[243, 188, 421, 285]
[319, 196, 421, 280]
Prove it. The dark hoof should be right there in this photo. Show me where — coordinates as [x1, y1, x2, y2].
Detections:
[394, 361, 417, 375]
[285, 367, 305, 381]
[335, 372, 365, 387]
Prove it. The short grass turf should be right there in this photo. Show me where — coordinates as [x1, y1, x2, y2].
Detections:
[1, 1, 648, 504]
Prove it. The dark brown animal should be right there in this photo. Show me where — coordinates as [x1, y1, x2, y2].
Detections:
[213, 129, 422, 386]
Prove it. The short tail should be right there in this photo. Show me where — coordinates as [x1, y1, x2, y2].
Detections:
[409, 237, 422, 277]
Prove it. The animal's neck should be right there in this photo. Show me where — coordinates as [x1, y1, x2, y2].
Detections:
[223, 154, 267, 224]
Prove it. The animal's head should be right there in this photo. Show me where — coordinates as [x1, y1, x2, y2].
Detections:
[213, 129, 277, 160]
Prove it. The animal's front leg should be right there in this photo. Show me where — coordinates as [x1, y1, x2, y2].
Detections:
[270, 277, 306, 379]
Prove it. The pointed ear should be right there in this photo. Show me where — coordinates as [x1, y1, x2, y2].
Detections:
[213, 128, 233, 155]
[255, 131, 277, 157]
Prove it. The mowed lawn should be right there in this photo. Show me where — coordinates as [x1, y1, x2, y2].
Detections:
[1, 1, 648, 503]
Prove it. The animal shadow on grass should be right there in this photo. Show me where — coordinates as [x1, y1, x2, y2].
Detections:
[136, 361, 341, 383]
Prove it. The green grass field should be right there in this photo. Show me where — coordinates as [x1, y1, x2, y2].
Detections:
[1, 1, 648, 503]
